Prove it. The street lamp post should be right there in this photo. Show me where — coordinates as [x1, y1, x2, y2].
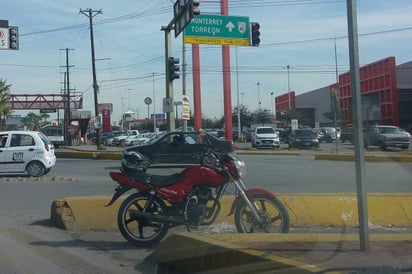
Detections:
[152, 72, 156, 132]
[270, 92, 275, 120]
[287, 65, 291, 109]
[256, 82, 262, 110]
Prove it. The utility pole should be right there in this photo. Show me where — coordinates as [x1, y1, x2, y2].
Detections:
[80, 8, 102, 149]
[60, 48, 74, 145]
[182, 34, 187, 131]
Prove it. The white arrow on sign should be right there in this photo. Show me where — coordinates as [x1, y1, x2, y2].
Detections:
[226, 21, 235, 32]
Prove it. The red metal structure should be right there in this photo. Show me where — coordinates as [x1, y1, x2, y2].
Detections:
[6, 93, 83, 110]
[339, 57, 399, 126]
[275, 91, 296, 114]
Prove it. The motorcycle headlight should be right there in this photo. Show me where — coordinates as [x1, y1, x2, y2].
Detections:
[234, 159, 246, 178]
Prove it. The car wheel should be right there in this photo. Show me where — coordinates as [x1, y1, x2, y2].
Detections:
[141, 154, 152, 168]
[26, 161, 45, 177]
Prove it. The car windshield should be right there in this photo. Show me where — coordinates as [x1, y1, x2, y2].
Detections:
[379, 127, 400, 134]
[295, 129, 317, 137]
[256, 128, 274, 134]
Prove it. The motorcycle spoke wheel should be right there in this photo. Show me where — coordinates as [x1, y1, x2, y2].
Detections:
[234, 194, 290, 234]
[118, 193, 168, 247]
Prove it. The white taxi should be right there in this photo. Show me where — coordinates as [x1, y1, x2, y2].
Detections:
[0, 131, 56, 177]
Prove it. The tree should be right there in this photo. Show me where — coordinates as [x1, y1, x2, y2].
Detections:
[0, 79, 12, 130]
[253, 108, 272, 125]
[232, 104, 253, 129]
[22, 112, 42, 131]
[40, 113, 50, 126]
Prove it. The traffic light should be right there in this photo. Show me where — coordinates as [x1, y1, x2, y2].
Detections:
[191, 0, 200, 16]
[250, 22, 260, 47]
[9, 26, 18, 50]
[168, 57, 180, 81]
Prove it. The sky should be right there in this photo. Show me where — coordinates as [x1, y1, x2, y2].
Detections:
[1, 0, 412, 124]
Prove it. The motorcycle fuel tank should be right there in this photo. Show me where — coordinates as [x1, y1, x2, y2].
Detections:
[157, 166, 227, 203]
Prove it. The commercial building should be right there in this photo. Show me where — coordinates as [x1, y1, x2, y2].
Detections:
[275, 56, 412, 131]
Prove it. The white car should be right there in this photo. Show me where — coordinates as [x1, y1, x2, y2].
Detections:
[251, 127, 280, 149]
[0, 131, 56, 177]
[130, 132, 155, 146]
[123, 135, 140, 146]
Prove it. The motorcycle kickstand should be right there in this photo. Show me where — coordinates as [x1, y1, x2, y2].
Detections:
[184, 224, 191, 232]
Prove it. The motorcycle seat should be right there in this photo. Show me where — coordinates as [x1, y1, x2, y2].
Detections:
[124, 170, 185, 187]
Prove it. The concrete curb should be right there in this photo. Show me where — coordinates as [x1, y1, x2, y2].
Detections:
[145, 232, 412, 273]
[50, 193, 412, 231]
[56, 149, 412, 162]
[315, 153, 412, 162]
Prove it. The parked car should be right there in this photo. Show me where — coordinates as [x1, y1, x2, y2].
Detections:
[102, 131, 125, 145]
[340, 126, 353, 143]
[364, 125, 410, 150]
[128, 132, 155, 146]
[398, 127, 411, 140]
[251, 127, 280, 149]
[0, 131, 56, 177]
[242, 128, 254, 142]
[319, 127, 339, 143]
[125, 131, 234, 167]
[288, 128, 320, 149]
[112, 129, 139, 146]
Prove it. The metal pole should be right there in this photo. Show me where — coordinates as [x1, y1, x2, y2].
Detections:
[65, 48, 71, 145]
[221, 0, 233, 140]
[334, 35, 340, 154]
[161, 26, 175, 132]
[271, 92, 275, 120]
[257, 82, 261, 110]
[182, 34, 187, 131]
[152, 72, 156, 132]
[80, 8, 102, 149]
[287, 65, 291, 109]
[347, 0, 369, 251]
[236, 47, 241, 141]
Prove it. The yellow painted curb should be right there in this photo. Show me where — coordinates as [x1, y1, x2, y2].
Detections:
[55, 151, 97, 159]
[148, 232, 320, 273]
[315, 153, 412, 162]
[96, 151, 123, 160]
[50, 193, 412, 231]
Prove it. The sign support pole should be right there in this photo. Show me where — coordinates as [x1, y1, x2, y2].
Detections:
[162, 26, 175, 132]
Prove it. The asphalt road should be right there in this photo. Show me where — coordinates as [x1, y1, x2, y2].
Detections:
[44, 152, 412, 194]
[1, 150, 411, 273]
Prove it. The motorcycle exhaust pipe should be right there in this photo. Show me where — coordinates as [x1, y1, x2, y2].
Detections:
[128, 210, 185, 225]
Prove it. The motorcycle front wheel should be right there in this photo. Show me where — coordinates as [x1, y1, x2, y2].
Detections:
[234, 194, 290, 233]
[118, 193, 169, 247]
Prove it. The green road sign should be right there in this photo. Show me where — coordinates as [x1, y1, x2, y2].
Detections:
[184, 14, 250, 46]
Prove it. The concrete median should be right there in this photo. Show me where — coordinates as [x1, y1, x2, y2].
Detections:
[50, 193, 412, 273]
[50, 193, 412, 231]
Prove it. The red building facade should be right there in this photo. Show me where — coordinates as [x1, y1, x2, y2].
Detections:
[339, 57, 399, 126]
[275, 91, 296, 114]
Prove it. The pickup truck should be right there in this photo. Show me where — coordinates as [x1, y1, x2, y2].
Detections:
[111, 130, 139, 146]
[364, 125, 410, 150]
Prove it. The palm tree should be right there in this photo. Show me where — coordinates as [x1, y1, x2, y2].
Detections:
[0, 79, 12, 130]
[23, 112, 42, 131]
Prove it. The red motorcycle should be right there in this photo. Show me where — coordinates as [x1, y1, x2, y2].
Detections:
[107, 133, 290, 247]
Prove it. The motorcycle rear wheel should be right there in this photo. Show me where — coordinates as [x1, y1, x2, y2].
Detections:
[118, 193, 169, 247]
[234, 194, 290, 233]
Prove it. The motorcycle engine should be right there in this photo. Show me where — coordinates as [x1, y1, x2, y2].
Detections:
[185, 188, 212, 227]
